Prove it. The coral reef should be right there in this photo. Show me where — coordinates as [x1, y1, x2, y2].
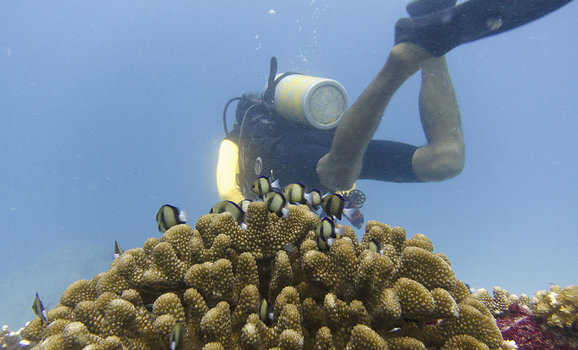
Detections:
[20, 202, 515, 349]
[531, 285, 577, 330]
[473, 286, 531, 317]
[472, 285, 578, 349]
[497, 303, 577, 350]
[0, 325, 33, 350]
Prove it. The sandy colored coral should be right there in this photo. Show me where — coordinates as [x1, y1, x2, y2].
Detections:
[386, 336, 426, 349]
[398, 246, 456, 291]
[21, 201, 514, 349]
[473, 286, 524, 316]
[531, 284, 578, 330]
[441, 334, 490, 350]
[426, 301, 504, 349]
[346, 324, 387, 349]
[394, 277, 435, 320]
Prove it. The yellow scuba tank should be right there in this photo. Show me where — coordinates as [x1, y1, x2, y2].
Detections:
[263, 57, 348, 130]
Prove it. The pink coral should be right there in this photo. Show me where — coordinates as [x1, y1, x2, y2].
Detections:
[497, 304, 577, 350]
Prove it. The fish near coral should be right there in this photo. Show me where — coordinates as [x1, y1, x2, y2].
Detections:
[321, 193, 356, 221]
[283, 183, 307, 204]
[169, 320, 185, 350]
[304, 188, 322, 209]
[251, 175, 280, 198]
[31, 292, 48, 325]
[210, 200, 246, 228]
[156, 204, 189, 233]
[263, 191, 289, 219]
[314, 217, 344, 251]
[113, 240, 123, 259]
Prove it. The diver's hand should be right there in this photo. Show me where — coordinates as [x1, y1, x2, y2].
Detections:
[316, 153, 362, 191]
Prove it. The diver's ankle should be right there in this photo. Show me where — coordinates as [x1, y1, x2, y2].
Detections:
[390, 42, 433, 66]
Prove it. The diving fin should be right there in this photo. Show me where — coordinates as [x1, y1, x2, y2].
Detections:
[406, 0, 456, 18]
[396, 0, 573, 57]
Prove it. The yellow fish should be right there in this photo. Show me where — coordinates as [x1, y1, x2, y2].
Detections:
[210, 200, 246, 228]
[251, 176, 281, 198]
[169, 320, 185, 350]
[283, 183, 307, 204]
[263, 192, 289, 218]
[156, 204, 189, 233]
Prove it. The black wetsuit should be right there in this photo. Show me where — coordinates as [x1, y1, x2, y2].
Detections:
[227, 109, 422, 196]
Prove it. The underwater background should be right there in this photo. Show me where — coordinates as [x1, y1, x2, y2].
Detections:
[0, 0, 576, 330]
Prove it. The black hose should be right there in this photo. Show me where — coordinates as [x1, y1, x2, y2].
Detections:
[222, 96, 243, 136]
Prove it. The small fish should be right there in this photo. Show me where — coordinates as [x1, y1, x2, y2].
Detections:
[316, 235, 331, 252]
[283, 183, 307, 204]
[32, 292, 48, 325]
[367, 239, 384, 255]
[156, 204, 189, 233]
[209, 201, 245, 220]
[314, 217, 344, 251]
[304, 189, 322, 208]
[251, 176, 281, 198]
[169, 320, 185, 350]
[321, 193, 356, 220]
[259, 298, 274, 326]
[210, 200, 246, 228]
[113, 240, 123, 259]
[263, 192, 289, 219]
[315, 217, 344, 241]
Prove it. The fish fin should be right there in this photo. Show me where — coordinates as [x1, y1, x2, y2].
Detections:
[178, 209, 190, 223]
[271, 178, 281, 189]
[335, 227, 345, 237]
[342, 207, 357, 219]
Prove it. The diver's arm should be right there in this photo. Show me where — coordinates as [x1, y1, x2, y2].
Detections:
[216, 139, 245, 203]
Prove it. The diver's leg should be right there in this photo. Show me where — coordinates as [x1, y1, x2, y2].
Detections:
[412, 56, 465, 181]
[396, 0, 573, 57]
[316, 43, 433, 191]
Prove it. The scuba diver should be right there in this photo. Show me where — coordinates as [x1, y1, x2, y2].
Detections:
[216, 0, 572, 226]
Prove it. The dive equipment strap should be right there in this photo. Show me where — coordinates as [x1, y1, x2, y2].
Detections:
[262, 56, 301, 112]
[262, 56, 278, 108]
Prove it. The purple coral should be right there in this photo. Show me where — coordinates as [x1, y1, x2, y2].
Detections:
[497, 303, 577, 350]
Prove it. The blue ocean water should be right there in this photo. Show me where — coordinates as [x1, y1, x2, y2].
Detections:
[0, 0, 576, 329]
